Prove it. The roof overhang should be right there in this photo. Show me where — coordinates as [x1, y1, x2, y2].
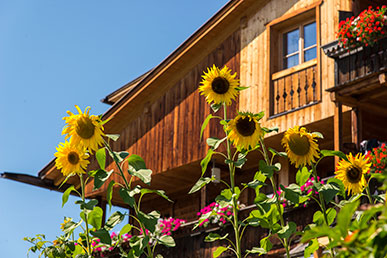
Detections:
[38, 0, 270, 190]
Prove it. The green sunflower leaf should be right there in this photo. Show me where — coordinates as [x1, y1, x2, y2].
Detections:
[119, 224, 132, 238]
[128, 168, 152, 185]
[94, 169, 114, 190]
[88, 206, 103, 230]
[105, 134, 120, 141]
[280, 184, 301, 204]
[189, 177, 214, 194]
[259, 160, 276, 178]
[246, 247, 267, 255]
[62, 185, 75, 207]
[200, 114, 213, 140]
[277, 221, 297, 239]
[213, 246, 229, 258]
[200, 149, 214, 176]
[119, 188, 135, 208]
[127, 154, 147, 170]
[158, 235, 175, 247]
[320, 181, 341, 203]
[336, 200, 359, 236]
[296, 166, 311, 186]
[312, 132, 324, 139]
[96, 148, 106, 170]
[204, 233, 229, 242]
[262, 126, 279, 133]
[206, 137, 227, 150]
[104, 211, 125, 231]
[268, 147, 287, 157]
[140, 189, 172, 202]
[107, 150, 129, 163]
[235, 86, 249, 91]
[137, 210, 160, 232]
[260, 236, 273, 252]
[304, 239, 319, 258]
[107, 180, 115, 211]
[320, 150, 348, 161]
[91, 228, 111, 245]
[211, 103, 222, 113]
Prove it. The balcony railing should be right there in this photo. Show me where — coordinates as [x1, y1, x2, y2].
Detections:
[270, 59, 320, 117]
[323, 37, 387, 87]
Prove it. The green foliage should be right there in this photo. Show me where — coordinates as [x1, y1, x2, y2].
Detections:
[62, 186, 75, 208]
[200, 149, 214, 176]
[204, 233, 229, 242]
[213, 246, 229, 258]
[296, 166, 311, 186]
[189, 177, 214, 194]
[93, 169, 114, 190]
[96, 148, 106, 169]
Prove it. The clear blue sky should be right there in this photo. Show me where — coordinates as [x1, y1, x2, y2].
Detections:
[0, 0, 228, 257]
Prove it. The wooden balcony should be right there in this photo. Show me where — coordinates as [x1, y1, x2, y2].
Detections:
[270, 59, 320, 118]
[323, 37, 387, 155]
[324, 37, 387, 90]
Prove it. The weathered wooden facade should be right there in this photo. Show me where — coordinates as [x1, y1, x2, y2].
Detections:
[3, 0, 387, 257]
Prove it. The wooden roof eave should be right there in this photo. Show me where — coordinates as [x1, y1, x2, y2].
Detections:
[1, 172, 79, 195]
[39, 0, 269, 186]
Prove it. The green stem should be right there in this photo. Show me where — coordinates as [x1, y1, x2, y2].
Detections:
[79, 174, 92, 256]
[103, 140, 153, 258]
[224, 103, 242, 258]
[365, 181, 374, 205]
[260, 138, 290, 258]
[311, 165, 335, 257]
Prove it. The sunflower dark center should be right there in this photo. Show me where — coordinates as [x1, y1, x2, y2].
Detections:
[76, 116, 95, 139]
[211, 77, 230, 94]
[236, 117, 256, 137]
[288, 134, 310, 156]
[346, 165, 362, 184]
[67, 151, 80, 165]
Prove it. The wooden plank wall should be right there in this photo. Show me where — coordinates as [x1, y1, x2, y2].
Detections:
[239, 0, 352, 134]
[87, 29, 241, 196]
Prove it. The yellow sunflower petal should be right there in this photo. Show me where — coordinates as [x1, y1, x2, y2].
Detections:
[226, 112, 263, 150]
[62, 105, 105, 153]
[281, 126, 320, 168]
[335, 153, 371, 195]
[54, 141, 89, 177]
[199, 65, 239, 106]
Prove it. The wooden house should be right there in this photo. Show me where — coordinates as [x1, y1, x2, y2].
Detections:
[3, 0, 387, 257]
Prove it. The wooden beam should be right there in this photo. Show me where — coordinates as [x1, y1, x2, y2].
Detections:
[334, 102, 343, 165]
[333, 94, 387, 117]
[200, 186, 207, 209]
[351, 108, 360, 149]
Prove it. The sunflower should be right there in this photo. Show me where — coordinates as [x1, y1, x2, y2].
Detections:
[54, 141, 89, 177]
[62, 105, 105, 153]
[281, 126, 319, 168]
[60, 217, 72, 231]
[335, 153, 371, 195]
[226, 112, 263, 150]
[199, 65, 239, 106]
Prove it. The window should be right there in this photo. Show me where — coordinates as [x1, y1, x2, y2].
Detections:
[282, 21, 317, 69]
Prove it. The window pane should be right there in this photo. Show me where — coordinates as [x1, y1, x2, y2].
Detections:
[284, 54, 299, 69]
[304, 47, 316, 62]
[304, 22, 316, 48]
[284, 28, 299, 55]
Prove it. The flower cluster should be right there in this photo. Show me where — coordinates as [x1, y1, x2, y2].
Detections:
[279, 177, 322, 208]
[158, 217, 185, 236]
[197, 202, 233, 227]
[365, 143, 387, 173]
[338, 6, 387, 49]
[92, 232, 132, 254]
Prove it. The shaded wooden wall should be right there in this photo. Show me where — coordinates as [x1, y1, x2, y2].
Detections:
[86, 29, 241, 197]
